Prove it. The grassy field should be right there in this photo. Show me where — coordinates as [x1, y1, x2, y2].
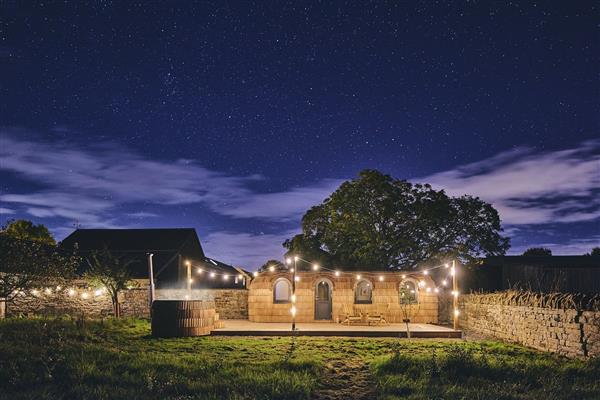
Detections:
[0, 318, 598, 400]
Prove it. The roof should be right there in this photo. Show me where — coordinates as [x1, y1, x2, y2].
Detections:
[484, 255, 600, 268]
[60, 228, 205, 279]
[60, 228, 243, 283]
[60, 228, 199, 253]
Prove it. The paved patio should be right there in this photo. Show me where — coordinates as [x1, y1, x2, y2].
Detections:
[212, 319, 462, 338]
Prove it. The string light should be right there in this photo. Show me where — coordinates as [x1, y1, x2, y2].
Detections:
[434, 288, 440, 293]
[31, 289, 39, 296]
[269, 265, 275, 272]
[378, 276, 384, 281]
[356, 274, 361, 280]
[188, 278, 194, 284]
[423, 270, 428, 275]
[454, 309, 460, 317]
[197, 268, 203, 274]
[450, 267, 456, 276]
[81, 292, 89, 299]
[290, 267, 294, 272]
[291, 294, 296, 303]
[444, 263, 449, 268]
[45, 288, 52, 295]
[237, 274, 243, 280]
[68, 288, 75, 297]
[210, 272, 216, 278]
[253, 271, 259, 277]
[401, 274, 406, 279]
[442, 280, 448, 286]
[294, 276, 300, 282]
[312, 264, 319, 271]
[335, 270, 340, 276]
[94, 289, 103, 296]
[286, 258, 292, 265]
[290, 306, 297, 316]
[223, 275, 229, 281]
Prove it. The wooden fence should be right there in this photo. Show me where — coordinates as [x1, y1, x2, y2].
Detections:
[463, 256, 600, 295]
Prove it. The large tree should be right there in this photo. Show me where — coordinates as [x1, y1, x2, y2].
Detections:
[522, 247, 552, 256]
[285, 170, 510, 269]
[0, 233, 79, 308]
[2, 219, 56, 245]
[85, 248, 136, 318]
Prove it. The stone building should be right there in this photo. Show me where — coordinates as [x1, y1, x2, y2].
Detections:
[248, 270, 439, 323]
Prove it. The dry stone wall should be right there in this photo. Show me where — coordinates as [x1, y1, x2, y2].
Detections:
[459, 293, 600, 358]
[155, 288, 248, 319]
[5, 279, 248, 320]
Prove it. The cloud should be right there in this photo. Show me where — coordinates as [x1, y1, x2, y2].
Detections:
[508, 235, 600, 256]
[127, 212, 159, 218]
[202, 230, 298, 269]
[0, 207, 15, 215]
[211, 180, 342, 220]
[0, 128, 335, 226]
[420, 140, 600, 225]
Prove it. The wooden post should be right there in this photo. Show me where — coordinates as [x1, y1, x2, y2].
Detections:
[452, 259, 458, 330]
[292, 257, 297, 331]
[186, 260, 192, 295]
[147, 253, 155, 310]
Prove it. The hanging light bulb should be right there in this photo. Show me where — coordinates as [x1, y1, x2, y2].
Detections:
[223, 275, 229, 281]
[188, 278, 194, 284]
[67, 288, 76, 297]
[237, 274, 243, 280]
[334, 270, 340, 277]
[210, 272, 216, 278]
[356, 274, 361, 280]
[294, 256, 299, 261]
[253, 271, 259, 277]
[269, 265, 275, 272]
[294, 276, 300, 282]
[291, 294, 296, 303]
[379, 276, 384, 281]
[444, 263, 449, 268]
[81, 292, 89, 299]
[197, 268, 203, 274]
[312, 264, 319, 271]
[423, 270, 429, 275]
[434, 287, 440, 293]
[286, 258, 292, 265]
[401, 274, 406, 279]
[442, 280, 448, 286]
[290, 306, 297, 316]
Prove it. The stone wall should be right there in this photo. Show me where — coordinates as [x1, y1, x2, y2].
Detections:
[155, 288, 248, 319]
[6, 279, 150, 319]
[249, 271, 439, 323]
[459, 293, 600, 358]
[5, 279, 248, 320]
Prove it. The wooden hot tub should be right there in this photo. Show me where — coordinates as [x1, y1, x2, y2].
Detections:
[151, 300, 215, 337]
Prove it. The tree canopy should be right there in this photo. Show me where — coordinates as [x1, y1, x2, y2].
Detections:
[2, 219, 56, 245]
[85, 248, 136, 318]
[257, 259, 286, 273]
[522, 247, 552, 256]
[284, 170, 510, 270]
[0, 233, 79, 302]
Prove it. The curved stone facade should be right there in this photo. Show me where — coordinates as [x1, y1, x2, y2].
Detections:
[248, 271, 439, 323]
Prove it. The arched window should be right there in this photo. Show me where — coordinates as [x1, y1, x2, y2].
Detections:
[399, 280, 418, 304]
[273, 278, 292, 303]
[354, 279, 372, 304]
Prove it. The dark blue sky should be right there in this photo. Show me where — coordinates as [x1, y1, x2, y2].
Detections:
[1, 1, 599, 268]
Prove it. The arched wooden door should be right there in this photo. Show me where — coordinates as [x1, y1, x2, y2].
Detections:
[314, 279, 332, 320]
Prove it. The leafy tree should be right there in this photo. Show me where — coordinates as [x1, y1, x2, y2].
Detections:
[85, 248, 136, 318]
[257, 259, 286, 273]
[0, 233, 78, 308]
[588, 247, 600, 257]
[2, 219, 56, 245]
[285, 170, 510, 270]
[522, 247, 552, 256]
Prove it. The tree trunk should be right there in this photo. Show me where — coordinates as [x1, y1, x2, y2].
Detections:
[113, 295, 120, 318]
[0, 298, 6, 319]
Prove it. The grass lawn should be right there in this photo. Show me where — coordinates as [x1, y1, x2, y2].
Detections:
[0, 318, 598, 400]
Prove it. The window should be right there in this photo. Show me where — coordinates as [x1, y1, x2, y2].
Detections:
[354, 279, 372, 304]
[273, 278, 291, 303]
[399, 280, 418, 304]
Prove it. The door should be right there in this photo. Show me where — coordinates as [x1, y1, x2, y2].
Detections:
[315, 280, 332, 320]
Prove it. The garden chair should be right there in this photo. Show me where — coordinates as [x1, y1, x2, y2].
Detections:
[366, 304, 388, 326]
[340, 304, 363, 325]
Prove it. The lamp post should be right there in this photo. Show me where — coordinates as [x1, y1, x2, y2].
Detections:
[291, 256, 297, 331]
[452, 259, 458, 330]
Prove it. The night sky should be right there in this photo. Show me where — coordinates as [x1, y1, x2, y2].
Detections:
[1, 2, 599, 268]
